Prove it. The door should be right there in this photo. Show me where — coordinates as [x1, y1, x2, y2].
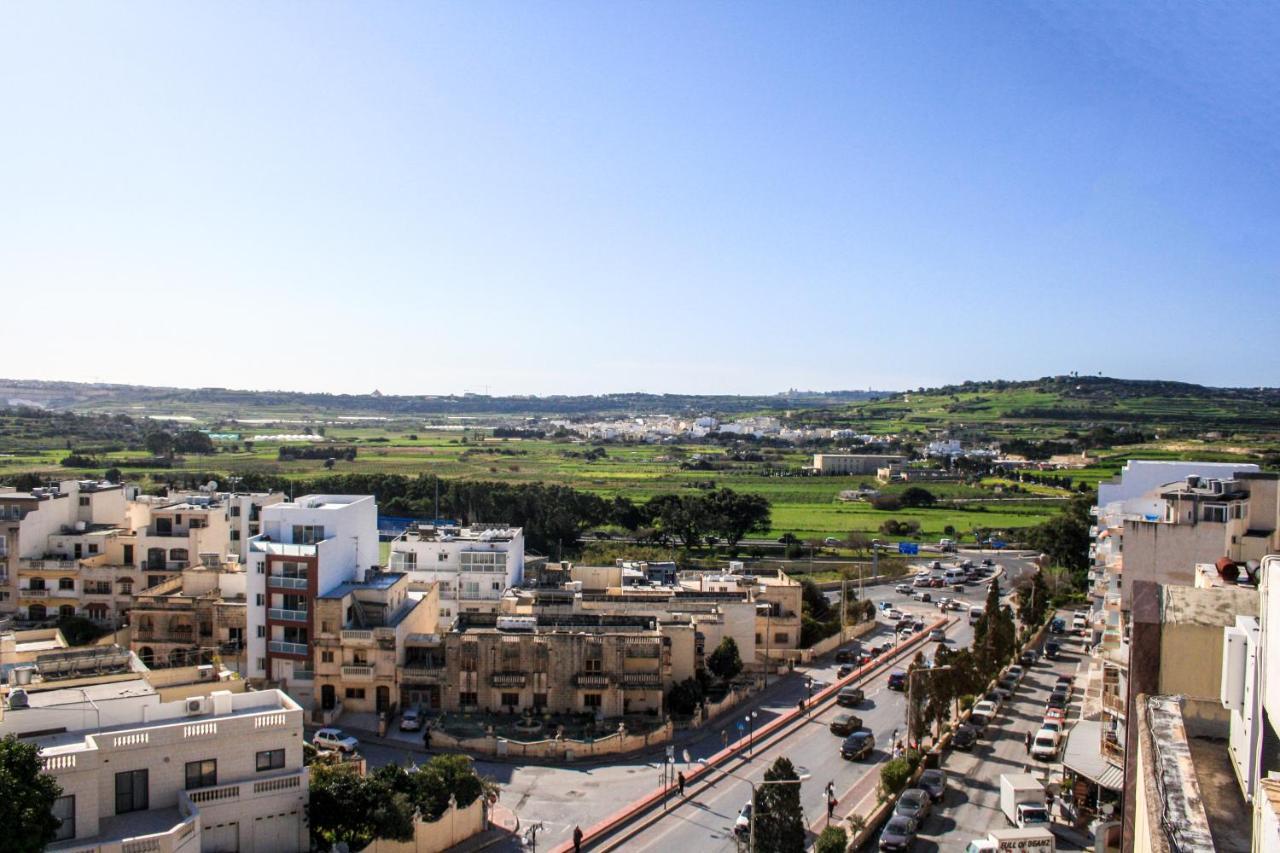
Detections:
[203, 820, 240, 853]
[320, 684, 335, 710]
[376, 685, 391, 714]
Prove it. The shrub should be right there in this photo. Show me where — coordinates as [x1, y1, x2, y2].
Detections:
[880, 757, 913, 797]
[815, 825, 848, 853]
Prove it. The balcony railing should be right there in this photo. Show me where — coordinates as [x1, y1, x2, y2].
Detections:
[405, 633, 442, 646]
[621, 672, 663, 689]
[20, 559, 77, 570]
[268, 575, 308, 590]
[491, 672, 527, 688]
[341, 629, 373, 643]
[268, 608, 308, 623]
[574, 673, 610, 688]
[291, 669, 315, 681]
[341, 664, 375, 679]
[268, 640, 309, 656]
[19, 588, 50, 598]
[400, 664, 446, 683]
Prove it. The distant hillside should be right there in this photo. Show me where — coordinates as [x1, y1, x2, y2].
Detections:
[797, 375, 1280, 439]
[0, 378, 890, 419]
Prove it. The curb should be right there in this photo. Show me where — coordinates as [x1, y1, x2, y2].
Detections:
[554, 616, 954, 853]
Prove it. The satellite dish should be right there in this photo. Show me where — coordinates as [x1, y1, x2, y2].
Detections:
[206, 480, 218, 492]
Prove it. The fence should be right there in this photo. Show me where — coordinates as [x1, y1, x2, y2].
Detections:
[366, 795, 487, 853]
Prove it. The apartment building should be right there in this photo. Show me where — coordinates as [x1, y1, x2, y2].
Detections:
[244, 494, 378, 705]
[129, 565, 248, 671]
[1, 683, 307, 852]
[2, 481, 130, 621]
[387, 524, 524, 625]
[695, 569, 802, 667]
[226, 492, 286, 562]
[312, 570, 439, 717]
[811, 453, 904, 475]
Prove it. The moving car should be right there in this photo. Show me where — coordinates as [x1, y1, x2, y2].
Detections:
[399, 707, 423, 731]
[837, 664, 855, 678]
[914, 591, 933, 603]
[952, 724, 978, 750]
[879, 816, 919, 852]
[734, 802, 752, 838]
[830, 713, 863, 736]
[919, 768, 947, 802]
[896, 583, 914, 595]
[858, 652, 875, 666]
[841, 731, 875, 760]
[929, 628, 946, 642]
[888, 670, 908, 691]
[895, 788, 932, 822]
[837, 686, 866, 707]
[1050, 618, 1066, 634]
[313, 728, 359, 753]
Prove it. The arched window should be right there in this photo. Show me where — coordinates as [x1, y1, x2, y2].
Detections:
[58, 604, 75, 618]
[138, 646, 154, 667]
[27, 604, 47, 620]
[59, 577, 75, 590]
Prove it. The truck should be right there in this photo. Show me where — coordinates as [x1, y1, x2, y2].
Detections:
[1000, 774, 1049, 829]
[964, 827, 1055, 853]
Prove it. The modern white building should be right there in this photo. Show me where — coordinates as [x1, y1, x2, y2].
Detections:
[244, 494, 379, 703]
[1, 683, 307, 852]
[226, 492, 286, 562]
[388, 524, 524, 626]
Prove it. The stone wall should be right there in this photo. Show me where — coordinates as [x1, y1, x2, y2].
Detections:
[367, 796, 487, 853]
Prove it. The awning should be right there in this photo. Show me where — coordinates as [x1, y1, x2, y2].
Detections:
[1063, 720, 1125, 790]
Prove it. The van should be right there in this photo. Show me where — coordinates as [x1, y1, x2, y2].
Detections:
[944, 568, 965, 584]
[969, 605, 984, 625]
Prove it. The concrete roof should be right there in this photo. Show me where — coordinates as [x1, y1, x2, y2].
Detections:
[1161, 584, 1258, 625]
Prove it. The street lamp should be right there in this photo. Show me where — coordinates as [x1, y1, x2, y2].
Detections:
[805, 677, 814, 717]
[698, 760, 811, 853]
[745, 711, 759, 757]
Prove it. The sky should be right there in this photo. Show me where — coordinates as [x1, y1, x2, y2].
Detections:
[2, 2, 1278, 396]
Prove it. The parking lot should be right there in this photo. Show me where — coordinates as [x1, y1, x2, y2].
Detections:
[883, 610, 1090, 852]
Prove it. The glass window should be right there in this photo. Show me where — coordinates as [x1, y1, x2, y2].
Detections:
[345, 688, 366, 699]
[501, 692, 520, 706]
[59, 577, 75, 590]
[583, 694, 602, 708]
[185, 759, 217, 790]
[256, 749, 286, 772]
[115, 769, 149, 814]
[52, 795, 75, 841]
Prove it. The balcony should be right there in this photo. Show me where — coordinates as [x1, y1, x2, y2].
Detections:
[341, 664, 374, 679]
[19, 588, 51, 599]
[400, 664, 446, 684]
[268, 608, 308, 623]
[405, 633, 442, 646]
[574, 673, 610, 688]
[621, 672, 663, 689]
[291, 669, 315, 681]
[491, 672, 527, 688]
[268, 640, 309, 657]
[268, 575, 308, 591]
[1102, 691, 1127, 717]
[20, 558, 77, 570]
[341, 629, 374, 644]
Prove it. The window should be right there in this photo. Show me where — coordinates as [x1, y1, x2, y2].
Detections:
[114, 769, 149, 814]
[257, 625, 266, 638]
[256, 593, 265, 606]
[185, 759, 217, 790]
[492, 581, 501, 591]
[501, 692, 520, 707]
[230, 506, 241, 517]
[122, 544, 133, 564]
[584, 658, 603, 673]
[29, 578, 45, 590]
[583, 694, 603, 708]
[321, 650, 335, 663]
[79, 496, 90, 507]
[88, 544, 98, 554]
[774, 632, 789, 644]
[293, 525, 324, 544]
[256, 749, 286, 772]
[231, 529, 240, 541]
[257, 657, 267, 671]
[52, 795, 75, 841]
[345, 688, 366, 699]
[459, 691, 478, 707]
[1203, 504, 1228, 523]
[59, 577, 75, 590]
[755, 633, 763, 644]
[438, 551, 449, 562]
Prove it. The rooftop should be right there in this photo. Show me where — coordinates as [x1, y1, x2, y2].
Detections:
[320, 570, 406, 599]
[1141, 694, 1215, 852]
[394, 523, 521, 544]
[1161, 584, 1258, 626]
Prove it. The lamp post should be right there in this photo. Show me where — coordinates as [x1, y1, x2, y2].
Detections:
[745, 711, 758, 757]
[805, 677, 814, 718]
[698, 760, 810, 853]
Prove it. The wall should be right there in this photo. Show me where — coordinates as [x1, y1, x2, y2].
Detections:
[367, 796, 486, 853]
[427, 720, 676, 761]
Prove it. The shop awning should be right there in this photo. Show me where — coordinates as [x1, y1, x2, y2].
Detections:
[1064, 720, 1125, 790]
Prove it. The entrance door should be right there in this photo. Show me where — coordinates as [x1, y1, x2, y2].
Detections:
[376, 685, 391, 714]
[320, 684, 335, 710]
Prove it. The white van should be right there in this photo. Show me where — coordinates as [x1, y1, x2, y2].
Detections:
[969, 605, 984, 625]
[944, 568, 966, 584]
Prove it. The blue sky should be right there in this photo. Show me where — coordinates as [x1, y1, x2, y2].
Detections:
[2, 2, 1277, 395]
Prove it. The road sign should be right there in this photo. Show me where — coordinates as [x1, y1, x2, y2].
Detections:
[897, 542, 919, 555]
[737, 721, 745, 732]
[992, 539, 1007, 550]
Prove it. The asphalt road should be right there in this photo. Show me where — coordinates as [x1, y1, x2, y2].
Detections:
[353, 551, 1036, 851]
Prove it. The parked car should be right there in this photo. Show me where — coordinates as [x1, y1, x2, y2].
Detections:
[895, 788, 933, 822]
[399, 707, 423, 731]
[1044, 641, 1061, 660]
[993, 678, 1016, 700]
[824, 537, 841, 546]
[1005, 665, 1025, 682]
[888, 670, 907, 691]
[1046, 692, 1070, 710]
[734, 802, 752, 838]
[1050, 618, 1066, 634]
[313, 728, 359, 753]
[912, 619, 926, 632]
[858, 652, 875, 666]
[919, 768, 947, 802]
[837, 664, 855, 678]
[841, 731, 875, 760]
[929, 577, 945, 588]
[982, 558, 994, 566]
[835, 649, 855, 663]
[887, 608, 905, 621]
[838, 686, 866, 706]
[952, 724, 978, 750]
[1044, 707, 1066, 725]
[830, 713, 863, 736]
[1020, 649, 1040, 666]
[1031, 729, 1060, 760]
[969, 710, 992, 731]
[878, 816, 919, 852]
[914, 591, 933, 603]
[929, 628, 946, 642]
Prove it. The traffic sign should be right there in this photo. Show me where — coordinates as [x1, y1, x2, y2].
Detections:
[897, 542, 919, 555]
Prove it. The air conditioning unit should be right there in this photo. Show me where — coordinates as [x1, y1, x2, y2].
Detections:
[196, 664, 214, 681]
[185, 697, 208, 716]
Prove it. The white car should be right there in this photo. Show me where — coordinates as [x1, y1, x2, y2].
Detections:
[734, 802, 752, 838]
[313, 728, 359, 753]
[399, 707, 422, 731]
[1005, 666, 1024, 682]
[1031, 729, 1060, 760]
[972, 700, 998, 719]
[887, 609, 905, 621]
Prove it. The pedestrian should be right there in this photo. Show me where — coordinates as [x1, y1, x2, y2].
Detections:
[1024, 729, 1032, 754]
[827, 795, 837, 820]
[422, 726, 432, 752]
[573, 825, 583, 853]
[677, 771, 685, 796]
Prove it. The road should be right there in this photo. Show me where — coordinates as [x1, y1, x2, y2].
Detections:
[910, 611, 1091, 852]
[353, 551, 1036, 851]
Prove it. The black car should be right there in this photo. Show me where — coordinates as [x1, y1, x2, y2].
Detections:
[919, 768, 947, 802]
[912, 620, 926, 632]
[895, 788, 932, 822]
[887, 671, 907, 691]
[837, 664, 855, 678]
[968, 711, 991, 731]
[842, 731, 875, 760]
[1044, 641, 1061, 660]
[879, 815, 918, 852]
[952, 724, 977, 750]
[835, 649, 856, 663]
[1050, 618, 1066, 634]
[1047, 693, 1070, 710]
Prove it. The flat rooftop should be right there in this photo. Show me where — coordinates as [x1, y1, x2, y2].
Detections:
[395, 524, 521, 543]
[320, 571, 406, 598]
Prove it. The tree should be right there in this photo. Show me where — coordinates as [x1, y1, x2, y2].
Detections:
[648, 494, 709, 550]
[608, 495, 645, 531]
[704, 488, 772, 553]
[707, 637, 743, 681]
[754, 757, 805, 852]
[310, 761, 414, 850]
[899, 486, 937, 508]
[104, 467, 122, 484]
[1017, 570, 1050, 627]
[666, 678, 704, 717]
[799, 578, 831, 621]
[815, 825, 848, 853]
[173, 430, 214, 454]
[0, 734, 63, 852]
[844, 531, 871, 553]
[145, 430, 175, 458]
[906, 652, 930, 747]
[1024, 492, 1093, 575]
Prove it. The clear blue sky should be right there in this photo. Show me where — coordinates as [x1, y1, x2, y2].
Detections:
[3, 2, 1277, 395]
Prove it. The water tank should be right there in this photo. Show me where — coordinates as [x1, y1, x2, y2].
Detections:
[13, 666, 34, 686]
[8, 688, 29, 709]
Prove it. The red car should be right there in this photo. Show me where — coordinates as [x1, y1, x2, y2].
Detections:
[929, 578, 945, 588]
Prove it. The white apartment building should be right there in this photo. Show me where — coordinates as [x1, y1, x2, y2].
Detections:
[1, 683, 307, 852]
[388, 524, 524, 626]
[244, 495, 378, 704]
[226, 492, 286, 562]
